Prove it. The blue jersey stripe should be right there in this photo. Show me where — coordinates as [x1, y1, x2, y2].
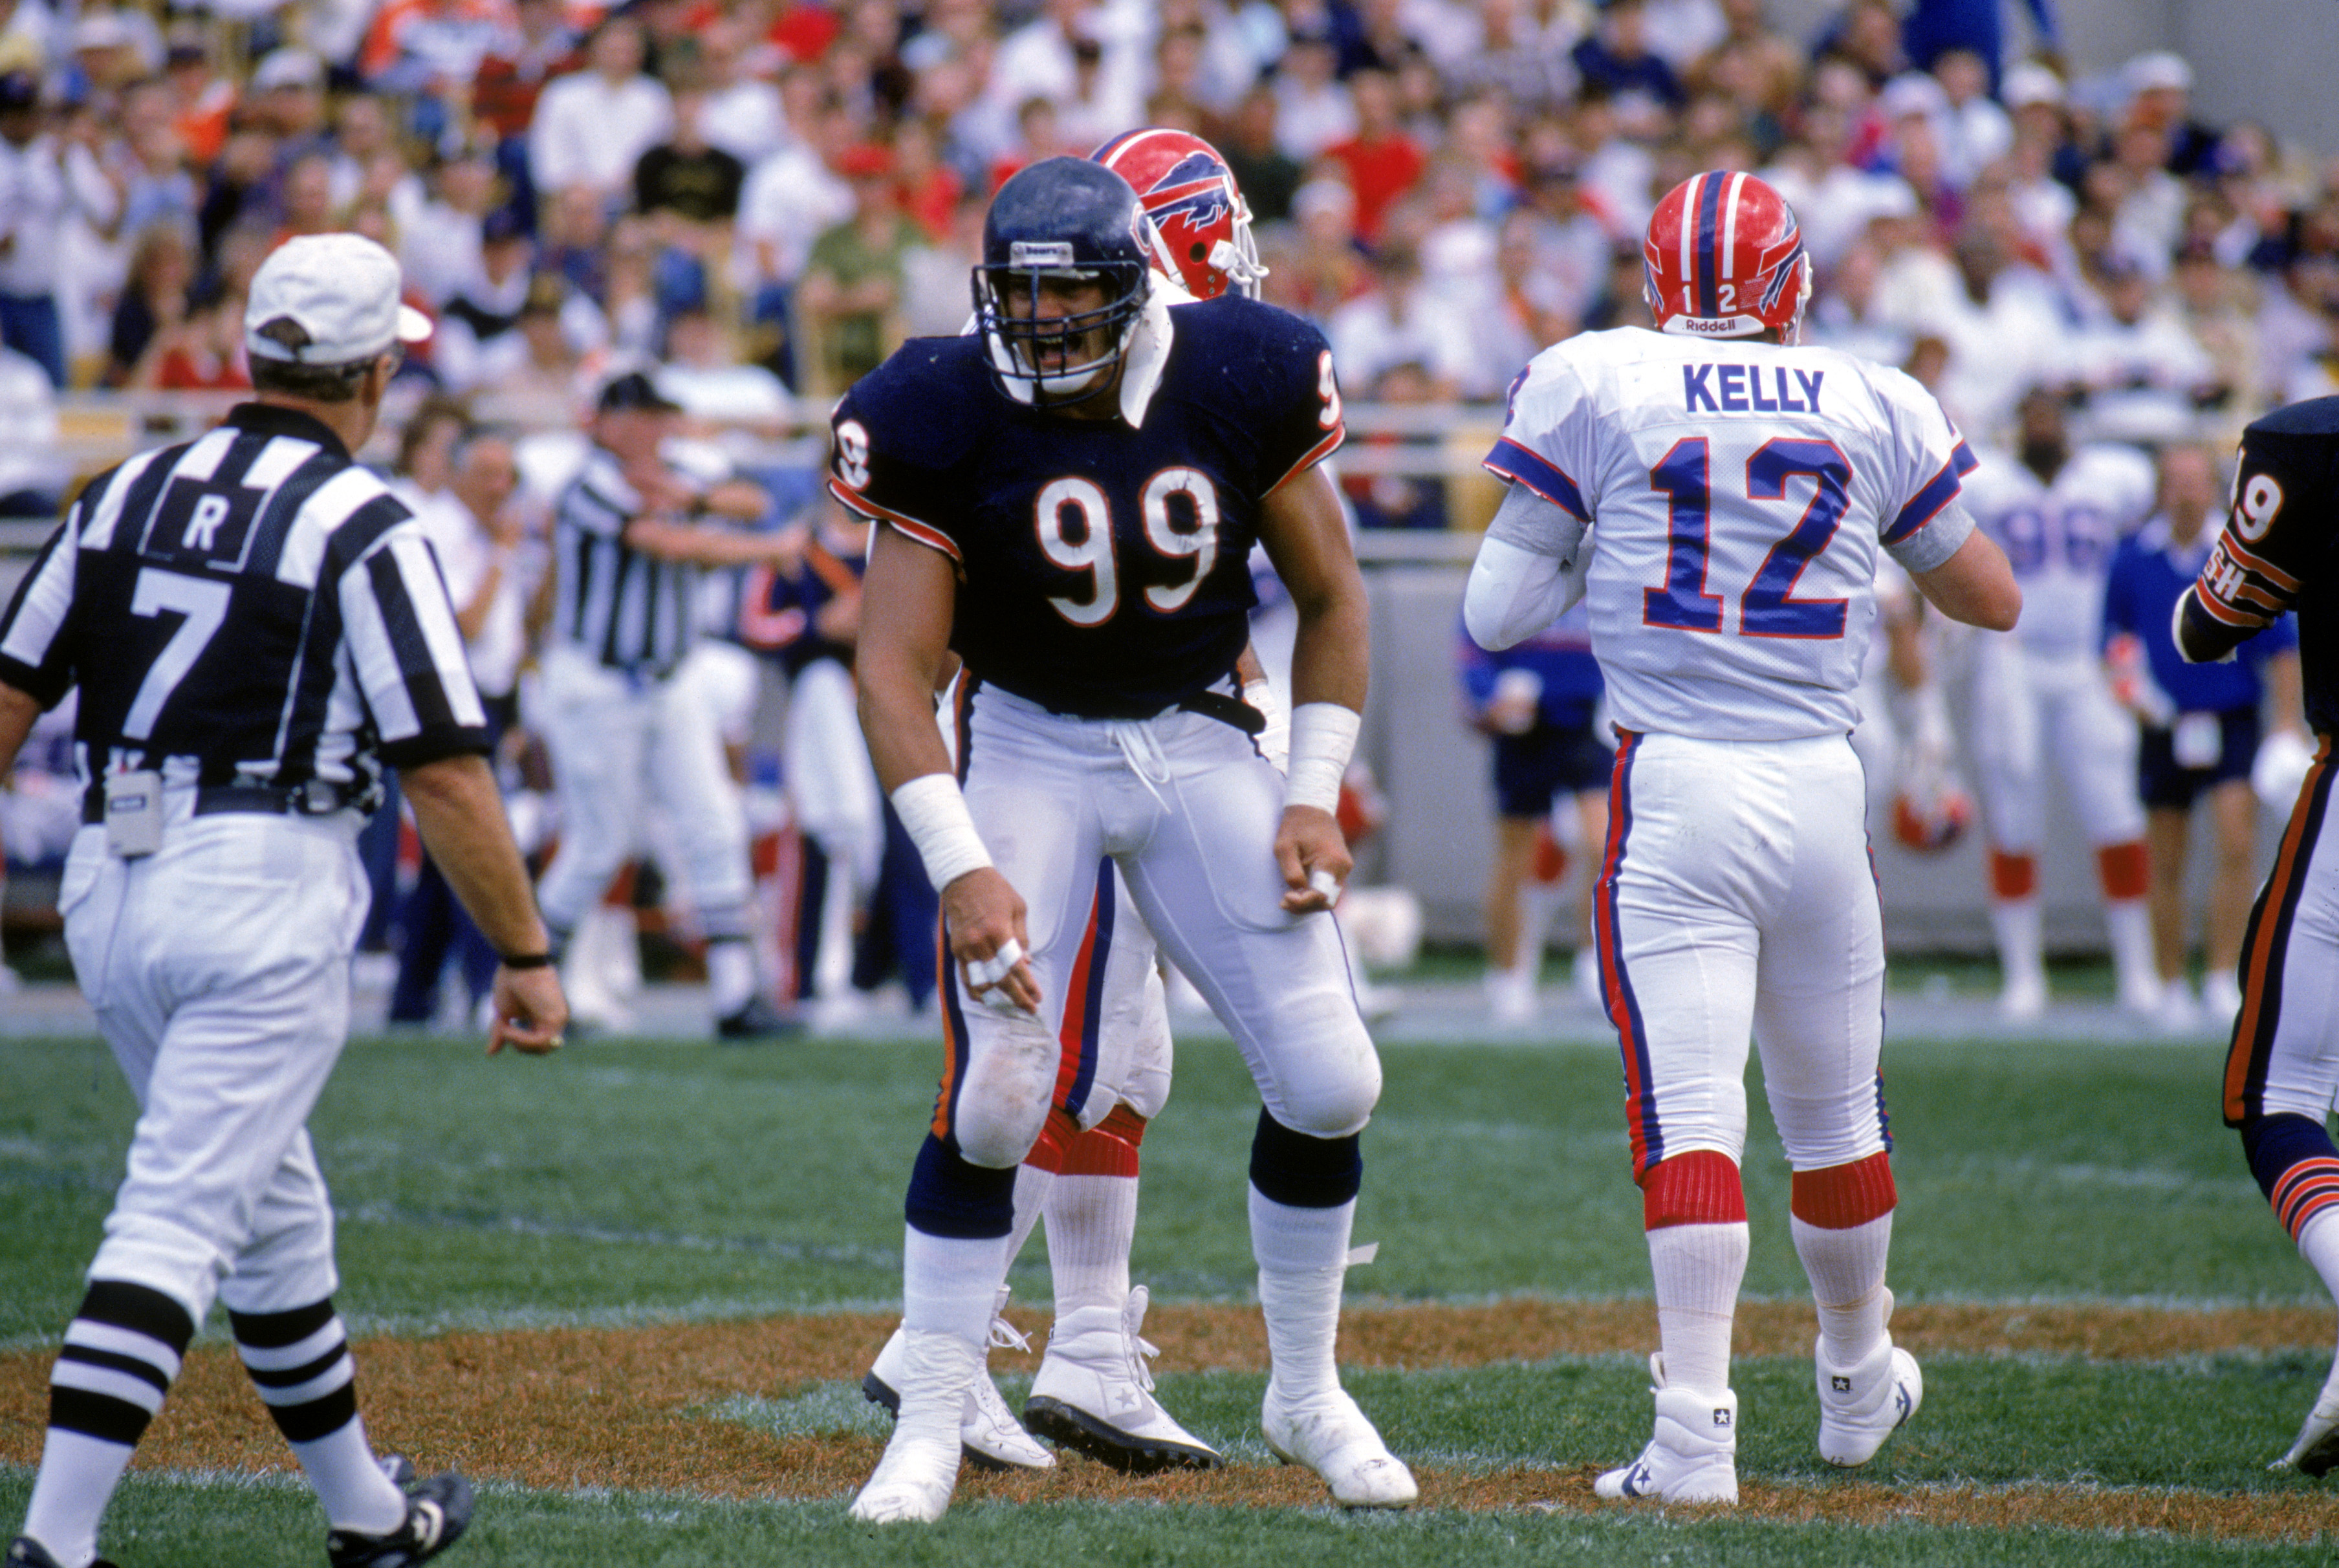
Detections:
[1883, 441, 1976, 545]
[1485, 437, 1590, 521]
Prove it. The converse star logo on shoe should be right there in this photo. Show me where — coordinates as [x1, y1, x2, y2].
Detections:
[1712, 1408, 1733, 1428]
[410, 1499, 446, 1549]
[1623, 1461, 1653, 1496]
[1832, 1375, 1852, 1393]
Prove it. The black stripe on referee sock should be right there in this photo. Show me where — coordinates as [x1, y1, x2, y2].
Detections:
[269, 1380, 360, 1444]
[240, 1344, 350, 1391]
[228, 1299, 336, 1349]
[78, 1280, 195, 1355]
[49, 1385, 155, 1446]
[56, 1343, 171, 1395]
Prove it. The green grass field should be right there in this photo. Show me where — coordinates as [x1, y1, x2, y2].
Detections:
[3, 1023, 2334, 1564]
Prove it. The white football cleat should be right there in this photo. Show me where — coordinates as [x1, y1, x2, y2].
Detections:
[1815, 1330, 1922, 1467]
[1261, 1380, 1417, 1508]
[1594, 1355, 1738, 1504]
[1023, 1285, 1221, 1473]
[865, 1289, 1055, 1472]
[2276, 1380, 2339, 1475]
[1996, 972, 2047, 1023]
[849, 1329, 976, 1523]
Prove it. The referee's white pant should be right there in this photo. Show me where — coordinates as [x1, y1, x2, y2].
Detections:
[534, 641, 755, 939]
[1596, 730, 1889, 1180]
[58, 799, 367, 1325]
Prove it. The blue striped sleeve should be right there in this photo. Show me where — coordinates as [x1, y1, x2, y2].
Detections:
[1483, 437, 1589, 521]
[1884, 440, 1977, 545]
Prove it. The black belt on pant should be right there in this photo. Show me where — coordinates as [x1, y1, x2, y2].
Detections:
[82, 781, 355, 825]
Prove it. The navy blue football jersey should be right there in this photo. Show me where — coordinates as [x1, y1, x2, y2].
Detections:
[2180, 397, 2339, 735]
[827, 296, 1344, 718]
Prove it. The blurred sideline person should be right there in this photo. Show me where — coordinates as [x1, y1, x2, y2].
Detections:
[1459, 598, 1609, 1022]
[532, 372, 801, 1040]
[2102, 439, 2304, 1032]
[838, 157, 1409, 1522]
[0, 233, 565, 1568]
[1961, 387, 2160, 1019]
[391, 426, 532, 1028]
[2170, 397, 2339, 1477]
[1466, 171, 2019, 1504]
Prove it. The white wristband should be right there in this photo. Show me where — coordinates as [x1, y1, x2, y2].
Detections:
[1284, 702, 1359, 815]
[891, 772, 992, 891]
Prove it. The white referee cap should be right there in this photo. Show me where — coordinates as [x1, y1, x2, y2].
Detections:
[245, 233, 433, 366]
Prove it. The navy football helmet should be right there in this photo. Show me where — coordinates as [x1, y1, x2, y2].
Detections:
[974, 157, 1153, 407]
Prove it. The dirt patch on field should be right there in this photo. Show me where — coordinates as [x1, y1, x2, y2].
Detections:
[1, 1301, 2333, 1542]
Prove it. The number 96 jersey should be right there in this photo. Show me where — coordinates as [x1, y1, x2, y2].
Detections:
[1960, 441, 2156, 660]
[828, 294, 1344, 719]
[1487, 326, 1976, 741]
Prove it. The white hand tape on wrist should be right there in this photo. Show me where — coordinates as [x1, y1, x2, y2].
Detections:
[890, 772, 992, 891]
[1284, 702, 1359, 816]
[964, 937, 1025, 990]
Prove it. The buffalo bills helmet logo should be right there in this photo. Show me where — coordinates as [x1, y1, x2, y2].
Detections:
[1142, 153, 1234, 245]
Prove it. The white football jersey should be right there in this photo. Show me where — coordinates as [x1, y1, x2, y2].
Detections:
[1488, 327, 1974, 741]
[1958, 442, 2155, 659]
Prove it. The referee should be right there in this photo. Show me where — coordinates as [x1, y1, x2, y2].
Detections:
[0, 232, 563, 1568]
[534, 371, 800, 1038]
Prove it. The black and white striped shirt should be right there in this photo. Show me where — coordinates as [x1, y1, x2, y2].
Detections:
[0, 402, 490, 804]
[549, 447, 697, 675]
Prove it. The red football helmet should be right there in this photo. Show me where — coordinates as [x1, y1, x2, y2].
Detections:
[1642, 170, 1811, 342]
[1091, 127, 1265, 301]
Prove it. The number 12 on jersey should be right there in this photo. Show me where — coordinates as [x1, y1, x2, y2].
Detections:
[1642, 436, 1851, 640]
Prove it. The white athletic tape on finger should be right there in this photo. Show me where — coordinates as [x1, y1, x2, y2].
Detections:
[1309, 869, 1340, 900]
[964, 937, 1027, 990]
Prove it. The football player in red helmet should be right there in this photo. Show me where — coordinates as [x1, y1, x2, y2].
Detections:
[1641, 168, 1812, 343]
[1092, 127, 1267, 301]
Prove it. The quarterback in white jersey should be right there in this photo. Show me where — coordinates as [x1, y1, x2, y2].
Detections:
[1961, 386, 2160, 1019]
[1466, 171, 2019, 1504]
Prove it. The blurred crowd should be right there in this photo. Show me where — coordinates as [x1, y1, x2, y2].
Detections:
[0, 0, 2327, 450]
[2, 0, 2333, 1021]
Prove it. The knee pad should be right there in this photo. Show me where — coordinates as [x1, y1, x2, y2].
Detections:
[950, 1014, 1060, 1169]
[2241, 1113, 2339, 1242]
[905, 1133, 1017, 1239]
[1639, 1148, 1745, 1230]
[1259, 996, 1382, 1138]
[1249, 1108, 1362, 1209]
[1789, 1151, 1897, 1229]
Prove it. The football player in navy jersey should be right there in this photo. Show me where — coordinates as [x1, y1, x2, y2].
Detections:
[858, 131, 1275, 1483]
[834, 157, 1413, 1522]
[2174, 398, 2339, 1475]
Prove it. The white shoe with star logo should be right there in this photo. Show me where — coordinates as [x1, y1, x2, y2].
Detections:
[1023, 1285, 1221, 1473]
[1595, 1355, 1739, 1503]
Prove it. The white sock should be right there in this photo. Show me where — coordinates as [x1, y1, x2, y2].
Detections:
[706, 939, 757, 1016]
[1990, 897, 2045, 989]
[2300, 1210, 2339, 1404]
[290, 1415, 408, 1534]
[1791, 1212, 1893, 1369]
[902, 1226, 1009, 1348]
[2105, 898, 2156, 996]
[1250, 1188, 1354, 1403]
[1046, 1173, 1138, 1316]
[1648, 1222, 1747, 1395]
[1003, 1162, 1052, 1270]
[22, 1430, 135, 1568]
